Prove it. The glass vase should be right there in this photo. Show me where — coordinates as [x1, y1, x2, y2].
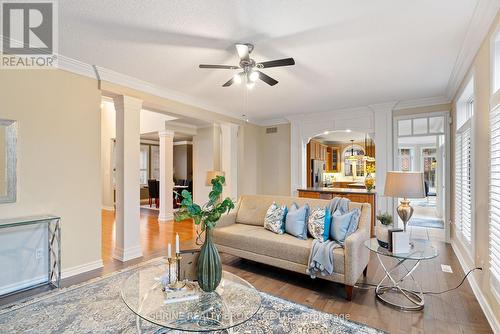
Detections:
[197, 227, 222, 292]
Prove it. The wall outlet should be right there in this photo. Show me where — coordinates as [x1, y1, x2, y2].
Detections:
[441, 264, 453, 273]
[35, 248, 43, 260]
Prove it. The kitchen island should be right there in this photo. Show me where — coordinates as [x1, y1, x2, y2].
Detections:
[297, 187, 376, 236]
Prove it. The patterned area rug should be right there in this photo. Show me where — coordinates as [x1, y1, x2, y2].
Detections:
[0, 260, 385, 333]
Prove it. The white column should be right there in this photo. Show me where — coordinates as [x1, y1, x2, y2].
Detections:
[220, 123, 239, 200]
[113, 95, 143, 262]
[370, 102, 397, 214]
[158, 130, 175, 222]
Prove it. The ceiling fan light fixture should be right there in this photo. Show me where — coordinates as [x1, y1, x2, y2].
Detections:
[249, 70, 259, 82]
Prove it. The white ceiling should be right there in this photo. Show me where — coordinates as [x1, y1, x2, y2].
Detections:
[60, 1, 479, 123]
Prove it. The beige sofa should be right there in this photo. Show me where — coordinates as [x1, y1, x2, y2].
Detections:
[213, 194, 371, 300]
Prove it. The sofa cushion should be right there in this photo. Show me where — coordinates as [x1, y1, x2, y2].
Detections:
[213, 224, 345, 273]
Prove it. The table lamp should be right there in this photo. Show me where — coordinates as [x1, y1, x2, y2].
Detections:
[206, 171, 225, 186]
[384, 171, 425, 232]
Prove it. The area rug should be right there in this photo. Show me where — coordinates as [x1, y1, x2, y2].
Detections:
[0, 259, 385, 334]
[408, 216, 444, 229]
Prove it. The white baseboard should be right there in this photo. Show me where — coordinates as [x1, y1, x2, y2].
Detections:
[0, 275, 47, 296]
[451, 240, 500, 333]
[101, 205, 115, 211]
[61, 259, 104, 279]
[158, 213, 174, 222]
[113, 245, 143, 262]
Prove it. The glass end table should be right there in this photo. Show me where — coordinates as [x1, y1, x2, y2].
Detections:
[364, 238, 439, 311]
[121, 262, 261, 333]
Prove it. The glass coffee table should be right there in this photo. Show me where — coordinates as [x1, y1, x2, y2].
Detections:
[121, 262, 261, 333]
[364, 238, 438, 311]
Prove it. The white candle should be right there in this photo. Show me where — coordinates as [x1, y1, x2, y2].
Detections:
[175, 233, 180, 254]
[167, 243, 172, 258]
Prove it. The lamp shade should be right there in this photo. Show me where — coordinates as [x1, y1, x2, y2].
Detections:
[206, 171, 225, 186]
[384, 171, 425, 198]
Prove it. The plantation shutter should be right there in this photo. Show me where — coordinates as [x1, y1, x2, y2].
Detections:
[455, 134, 462, 234]
[455, 124, 472, 245]
[461, 128, 472, 243]
[490, 102, 500, 295]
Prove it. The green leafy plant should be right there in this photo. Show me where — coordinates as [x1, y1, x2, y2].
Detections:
[175, 175, 235, 230]
[376, 212, 393, 226]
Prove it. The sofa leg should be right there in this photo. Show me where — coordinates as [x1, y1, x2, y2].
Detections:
[363, 265, 368, 277]
[345, 285, 353, 301]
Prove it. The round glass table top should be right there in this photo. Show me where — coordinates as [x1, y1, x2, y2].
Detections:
[121, 262, 261, 332]
[364, 238, 438, 260]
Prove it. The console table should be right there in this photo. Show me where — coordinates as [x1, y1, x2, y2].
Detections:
[0, 215, 61, 296]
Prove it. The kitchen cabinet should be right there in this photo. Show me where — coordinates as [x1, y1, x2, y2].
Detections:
[308, 140, 327, 161]
[326, 146, 340, 172]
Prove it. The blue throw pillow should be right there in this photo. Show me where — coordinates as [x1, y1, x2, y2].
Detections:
[285, 203, 309, 239]
[330, 208, 361, 243]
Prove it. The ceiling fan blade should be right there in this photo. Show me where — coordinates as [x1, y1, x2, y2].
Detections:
[258, 58, 295, 68]
[222, 77, 234, 87]
[235, 44, 250, 61]
[199, 64, 239, 69]
[257, 71, 278, 86]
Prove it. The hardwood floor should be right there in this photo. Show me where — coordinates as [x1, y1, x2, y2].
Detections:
[1, 209, 493, 333]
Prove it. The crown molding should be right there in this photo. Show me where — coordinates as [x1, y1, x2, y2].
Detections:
[393, 96, 451, 110]
[445, 0, 499, 100]
[94, 66, 234, 117]
[57, 54, 97, 79]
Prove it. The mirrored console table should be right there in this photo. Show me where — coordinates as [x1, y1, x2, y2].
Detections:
[0, 215, 61, 296]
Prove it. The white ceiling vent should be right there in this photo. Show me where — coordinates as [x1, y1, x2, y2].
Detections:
[266, 127, 278, 134]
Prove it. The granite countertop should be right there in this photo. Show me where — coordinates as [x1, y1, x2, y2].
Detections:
[297, 187, 376, 194]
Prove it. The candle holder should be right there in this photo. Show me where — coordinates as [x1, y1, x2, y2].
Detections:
[168, 253, 185, 290]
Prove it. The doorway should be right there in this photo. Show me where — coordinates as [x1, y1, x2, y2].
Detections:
[393, 112, 450, 242]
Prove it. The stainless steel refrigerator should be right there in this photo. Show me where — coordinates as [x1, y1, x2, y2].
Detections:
[312, 159, 325, 188]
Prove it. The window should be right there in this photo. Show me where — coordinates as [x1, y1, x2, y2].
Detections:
[455, 78, 474, 248]
[140, 145, 149, 186]
[344, 145, 365, 177]
[398, 148, 413, 171]
[139, 143, 160, 185]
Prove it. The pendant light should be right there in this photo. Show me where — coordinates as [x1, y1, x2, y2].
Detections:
[347, 139, 358, 161]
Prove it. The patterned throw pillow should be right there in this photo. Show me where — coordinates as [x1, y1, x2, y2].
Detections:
[307, 206, 332, 241]
[264, 202, 287, 234]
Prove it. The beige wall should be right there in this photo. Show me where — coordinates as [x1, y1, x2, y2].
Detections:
[238, 123, 259, 196]
[258, 124, 291, 196]
[192, 126, 216, 203]
[451, 14, 499, 328]
[173, 144, 192, 180]
[0, 69, 102, 271]
[101, 101, 116, 209]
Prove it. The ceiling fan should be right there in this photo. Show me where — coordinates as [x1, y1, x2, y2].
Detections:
[199, 43, 295, 88]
